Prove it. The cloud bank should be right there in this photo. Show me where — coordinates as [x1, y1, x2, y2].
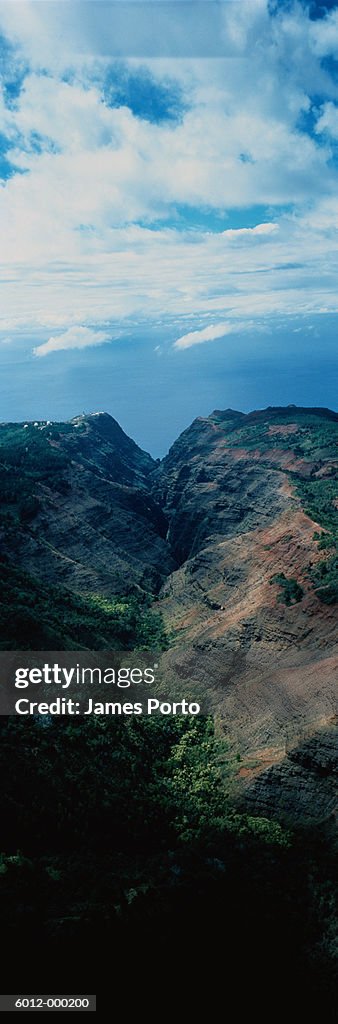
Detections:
[0, 1, 338, 354]
[33, 326, 111, 358]
[173, 322, 246, 350]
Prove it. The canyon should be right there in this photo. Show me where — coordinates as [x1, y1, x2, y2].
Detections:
[0, 405, 337, 826]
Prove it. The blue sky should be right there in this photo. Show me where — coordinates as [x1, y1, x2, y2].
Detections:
[0, 1, 338, 454]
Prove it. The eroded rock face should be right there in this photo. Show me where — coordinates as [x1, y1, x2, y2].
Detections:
[1, 405, 337, 822]
[151, 407, 338, 823]
[152, 410, 290, 562]
[237, 721, 338, 827]
[0, 412, 177, 596]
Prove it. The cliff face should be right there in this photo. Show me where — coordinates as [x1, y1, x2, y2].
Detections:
[0, 412, 176, 596]
[152, 410, 291, 563]
[152, 407, 338, 824]
[0, 405, 337, 823]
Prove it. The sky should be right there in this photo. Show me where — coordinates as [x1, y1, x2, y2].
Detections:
[0, 0, 338, 455]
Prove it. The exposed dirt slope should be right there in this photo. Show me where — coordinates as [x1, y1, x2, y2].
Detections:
[0, 405, 336, 822]
[152, 407, 338, 823]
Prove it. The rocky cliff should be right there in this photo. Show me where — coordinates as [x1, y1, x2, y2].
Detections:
[0, 405, 337, 823]
[0, 412, 176, 596]
[152, 406, 338, 824]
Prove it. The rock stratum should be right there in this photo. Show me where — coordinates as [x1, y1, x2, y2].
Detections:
[0, 405, 337, 825]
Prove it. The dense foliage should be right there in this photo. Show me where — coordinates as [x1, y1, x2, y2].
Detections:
[270, 573, 304, 605]
[309, 551, 338, 605]
[0, 422, 71, 528]
[0, 411, 337, 1007]
[0, 714, 336, 1008]
[0, 561, 167, 650]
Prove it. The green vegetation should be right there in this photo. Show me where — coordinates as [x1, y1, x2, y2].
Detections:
[313, 531, 337, 551]
[0, 422, 70, 528]
[270, 573, 304, 605]
[218, 410, 338, 459]
[214, 410, 338, 604]
[0, 561, 168, 651]
[0, 411, 337, 1003]
[295, 477, 337, 604]
[0, 713, 336, 1004]
[296, 476, 337, 534]
[309, 554, 338, 605]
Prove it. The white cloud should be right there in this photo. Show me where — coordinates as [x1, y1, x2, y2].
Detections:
[10, 74, 118, 153]
[315, 101, 338, 140]
[0, 2, 338, 346]
[33, 325, 111, 358]
[221, 223, 278, 240]
[173, 321, 248, 351]
[310, 8, 338, 58]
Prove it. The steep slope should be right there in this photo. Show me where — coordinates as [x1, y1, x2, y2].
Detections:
[152, 407, 338, 822]
[0, 412, 176, 597]
[153, 406, 338, 560]
[0, 404, 336, 822]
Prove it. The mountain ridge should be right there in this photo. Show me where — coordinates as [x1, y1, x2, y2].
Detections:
[0, 403, 337, 823]
[2, 402, 337, 461]
[0, 402, 336, 601]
